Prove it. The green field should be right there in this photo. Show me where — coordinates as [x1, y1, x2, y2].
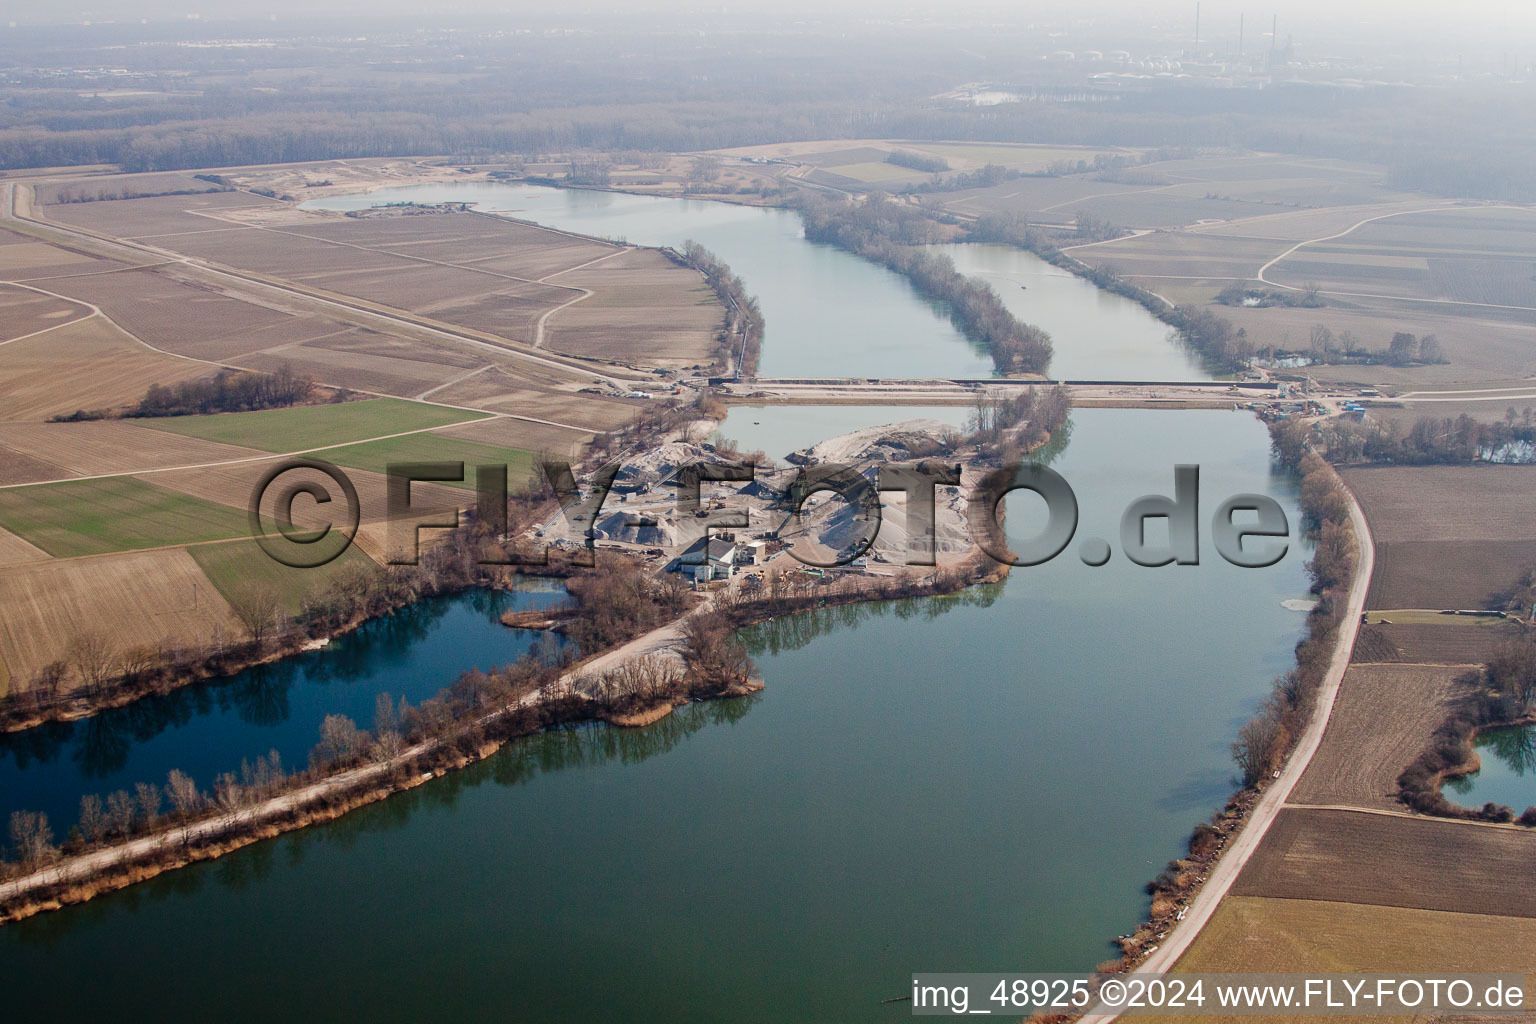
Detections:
[0, 476, 249, 557]
[138, 398, 488, 453]
[188, 537, 379, 617]
[312, 432, 536, 490]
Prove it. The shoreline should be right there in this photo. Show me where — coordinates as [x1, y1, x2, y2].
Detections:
[0, 547, 1007, 925]
[1075, 453, 1375, 1021]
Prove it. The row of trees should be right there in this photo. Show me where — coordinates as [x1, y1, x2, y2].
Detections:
[793, 194, 1053, 375]
[50, 365, 316, 422]
[968, 384, 1073, 463]
[680, 241, 764, 376]
[885, 150, 949, 173]
[1315, 412, 1536, 466]
[1231, 423, 1357, 788]
[1259, 324, 1448, 368]
[131, 366, 316, 418]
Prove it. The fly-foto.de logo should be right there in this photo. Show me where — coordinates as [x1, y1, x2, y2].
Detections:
[248, 456, 1291, 572]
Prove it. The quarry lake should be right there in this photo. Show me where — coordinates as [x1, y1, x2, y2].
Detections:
[0, 188, 1309, 1021]
[0, 410, 1314, 1021]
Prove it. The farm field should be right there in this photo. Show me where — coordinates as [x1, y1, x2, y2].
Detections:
[1351, 620, 1524, 665]
[0, 315, 209, 423]
[0, 525, 48, 567]
[0, 420, 263, 480]
[42, 266, 348, 363]
[310, 431, 536, 490]
[1217, 297, 1536, 385]
[0, 476, 249, 557]
[1340, 465, 1536, 545]
[1265, 207, 1536, 306]
[42, 188, 285, 239]
[429, 368, 640, 430]
[437, 414, 592, 461]
[146, 458, 466, 530]
[137, 397, 487, 452]
[541, 248, 720, 368]
[236, 329, 493, 398]
[1290, 665, 1469, 810]
[0, 546, 241, 687]
[1339, 464, 1536, 659]
[1363, 539, 1536, 610]
[1066, 231, 1280, 280]
[0, 287, 89, 339]
[32, 187, 714, 386]
[1155, 895, 1536, 1020]
[1231, 808, 1536, 916]
[188, 537, 379, 617]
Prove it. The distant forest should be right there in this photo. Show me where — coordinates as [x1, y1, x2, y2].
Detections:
[1, 19, 1533, 202]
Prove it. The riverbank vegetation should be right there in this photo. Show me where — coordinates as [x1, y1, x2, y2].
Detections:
[1316, 412, 1536, 466]
[1103, 420, 1360, 971]
[792, 194, 1053, 375]
[1397, 639, 1536, 824]
[1227, 422, 1358, 789]
[678, 241, 764, 376]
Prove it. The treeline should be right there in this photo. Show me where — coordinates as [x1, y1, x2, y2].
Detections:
[1315, 412, 1536, 466]
[1259, 324, 1447, 368]
[0, 647, 571, 882]
[1398, 638, 1536, 825]
[968, 384, 1073, 464]
[793, 194, 1053, 375]
[49, 365, 316, 422]
[1230, 422, 1357, 789]
[897, 152, 1149, 197]
[1, 564, 759, 886]
[1072, 211, 1128, 243]
[898, 163, 1019, 195]
[885, 150, 949, 173]
[8, 525, 504, 727]
[680, 241, 764, 376]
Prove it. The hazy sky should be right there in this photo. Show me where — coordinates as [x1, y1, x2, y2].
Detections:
[6, 0, 1536, 50]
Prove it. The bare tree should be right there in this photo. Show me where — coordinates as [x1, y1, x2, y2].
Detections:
[67, 632, 115, 693]
[105, 790, 136, 836]
[78, 794, 107, 844]
[1233, 715, 1282, 788]
[166, 770, 203, 819]
[315, 713, 366, 767]
[134, 781, 162, 827]
[7, 810, 57, 870]
[31, 660, 67, 703]
[229, 586, 283, 645]
[689, 154, 723, 183]
[166, 770, 203, 844]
